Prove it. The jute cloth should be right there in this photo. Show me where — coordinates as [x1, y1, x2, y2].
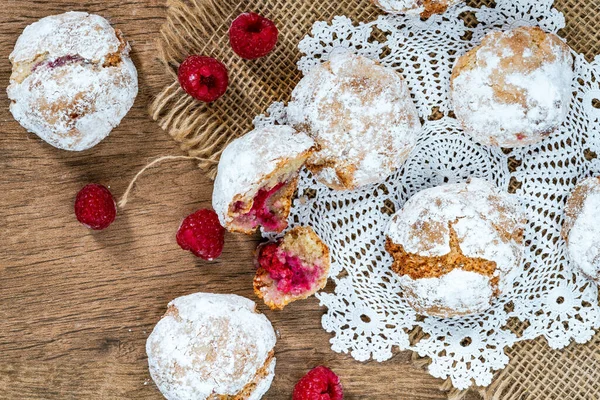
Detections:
[412, 324, 600, 400]
[150, 0, 600, 398]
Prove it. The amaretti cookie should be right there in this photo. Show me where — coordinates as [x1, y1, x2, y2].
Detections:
[146, 293, 277, 400]
[212, 125, 316, 234]
[385, 179, 526, 317]
[451, 26, 573, 148]
[562, 177, 600, 282]
[254, 226, 331, 310]
[372, 0, 463, 18]
[287, 52, 421, 190]
[7, 11, 138, 151]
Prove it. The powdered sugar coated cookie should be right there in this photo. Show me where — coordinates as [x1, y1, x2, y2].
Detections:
[385, 178, 526, 317]
[562, 177, 600, 282]
[288, 52, 421, 190]
[8, 12, 138, 151]
[451, 27, 573, 148]
[146, 293, 277, 400]
[212, 125, 315, 234]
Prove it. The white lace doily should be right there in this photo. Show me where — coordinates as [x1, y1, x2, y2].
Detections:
[254, 0, 600, 389]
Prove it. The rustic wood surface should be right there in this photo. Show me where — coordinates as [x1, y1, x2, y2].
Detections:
[0, 1, 456, 399]
[0, 1, 595, 399]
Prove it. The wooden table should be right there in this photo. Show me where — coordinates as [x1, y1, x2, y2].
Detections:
[0, 1, 456, 399]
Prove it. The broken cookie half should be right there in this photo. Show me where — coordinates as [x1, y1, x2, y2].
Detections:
[254, 226, 331, 310]
[213, 125, 316, 234]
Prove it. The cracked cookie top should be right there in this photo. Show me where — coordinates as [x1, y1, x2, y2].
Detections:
[385, 178, 526, 316]
[7, 12, 138, 151]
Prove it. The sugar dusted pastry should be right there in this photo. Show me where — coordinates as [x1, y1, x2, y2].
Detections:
[7, 12, 138, 151]
[212, 125, 315, 234]
[287, 52, 421, 190]
[385, 179, 526, 317]
[372, 0, 463, 18]
[146, 293, 277, 400]
[451, 26, 573, 148]
[562, 177, 600, 282]
[254, 226, 330, 310]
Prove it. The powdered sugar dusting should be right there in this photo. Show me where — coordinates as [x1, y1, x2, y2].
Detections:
[400, 269, 494, 316]
[451, 27, 573, 148]
[372, 0, 463, 15]
[10, 12, 122, 64]
[146, 293, 277, 400]
[373, 0, 425, 14]
[287, 51, 421, 190]
[387, 178, 525, 298]
[564, 177, 600, 281]
[7, 12, 138, 151]
[8, 60, 137, 151]
[247, 359, 276, 400]
[212, 125, 315, 227]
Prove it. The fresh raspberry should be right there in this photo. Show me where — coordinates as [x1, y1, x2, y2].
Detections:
[74, 184, 117, 230]
[229, 12, 279, 60]
[176, 209, 225, 261]
[293, 366, 343, 400]
[178, 56, 229, 102]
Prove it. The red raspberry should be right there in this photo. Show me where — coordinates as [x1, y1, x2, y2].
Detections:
[74, 184, 117, 230]
[293, 366, 343, 400]
[229, 12, 279, 60]
[176, 209, 225, 261]
[178, 56, 229, 102]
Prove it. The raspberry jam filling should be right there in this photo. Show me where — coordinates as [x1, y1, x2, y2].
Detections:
[233, 181, 288, 232]
[257, 243, 321, 294]
[34, 55, 85, 72]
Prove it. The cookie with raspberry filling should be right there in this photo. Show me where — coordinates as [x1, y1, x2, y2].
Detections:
[212, 125, 316, 234]
[254, 226, 331, 310]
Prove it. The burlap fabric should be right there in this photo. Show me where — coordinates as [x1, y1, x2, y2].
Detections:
[412, 322, 600, 400]
[150, 0, 600, 398]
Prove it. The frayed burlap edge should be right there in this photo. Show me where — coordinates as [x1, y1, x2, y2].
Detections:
[149, 0, 600, 398]
[150, 0, 243, 177]
[410, 318, 600, 400]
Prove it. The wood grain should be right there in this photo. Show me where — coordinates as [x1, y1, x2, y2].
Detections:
[0, 1, 451, 399]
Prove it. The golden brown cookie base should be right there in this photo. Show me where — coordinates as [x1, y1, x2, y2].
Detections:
[305, 159, 358, 191]
[385, 223, 500, 292]
[420, 0, 451, 18]
[209, 352, 275, 400]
